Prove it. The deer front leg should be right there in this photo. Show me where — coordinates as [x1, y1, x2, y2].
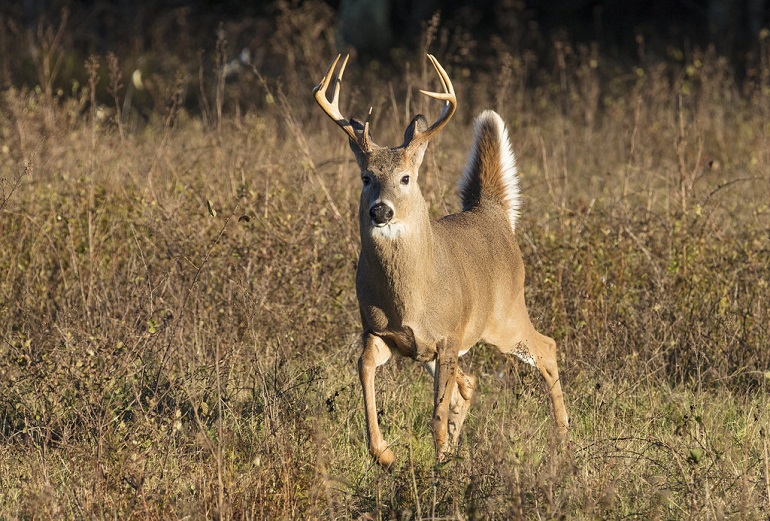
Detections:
[358, 333, 394, 467]
[424, 362, 476, 450]
[431, 344, 459, 462]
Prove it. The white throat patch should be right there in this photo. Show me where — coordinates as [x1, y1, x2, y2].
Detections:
[370, 221, 407, 239]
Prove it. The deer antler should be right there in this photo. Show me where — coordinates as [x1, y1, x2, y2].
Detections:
[407, 54, 457, 150]
[315, 54, 455, 153]
[313, 54, 372, 151]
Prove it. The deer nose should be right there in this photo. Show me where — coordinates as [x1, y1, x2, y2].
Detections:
[369, 202, 394, 225]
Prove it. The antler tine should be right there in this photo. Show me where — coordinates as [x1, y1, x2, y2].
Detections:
[362, 107, 373, 150]
[419, 54, 455, 101]
[409, 54, 457, 148]
[424, 54, 450, 94]
[313, 54, 341, 105]
[331, 54, 349, 108]
[313, 54, 365, 147]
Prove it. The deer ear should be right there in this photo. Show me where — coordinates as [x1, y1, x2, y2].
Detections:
[403, 115, 429, 166]
[403, 114, 428, 144]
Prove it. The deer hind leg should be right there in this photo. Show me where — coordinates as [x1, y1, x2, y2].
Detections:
[448, 367, 477, 449]
[495, 322, 569, 437]
[530, 331, 569, 436]
[359, 333, 394, 467]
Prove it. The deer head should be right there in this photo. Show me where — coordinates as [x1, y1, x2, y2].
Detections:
[313, 54, 457, 239]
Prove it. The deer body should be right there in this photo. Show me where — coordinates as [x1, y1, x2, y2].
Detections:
[359, 202, 524, 361]
[314, 55, 569, 467]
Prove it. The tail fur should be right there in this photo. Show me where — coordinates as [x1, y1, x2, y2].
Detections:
[459, 110, 520, 232]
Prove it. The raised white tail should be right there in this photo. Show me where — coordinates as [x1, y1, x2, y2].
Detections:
[460, 110, 521, 232]
[314, 55, 569, 467]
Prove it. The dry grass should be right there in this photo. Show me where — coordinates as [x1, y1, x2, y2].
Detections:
[1, 7, 770, 519]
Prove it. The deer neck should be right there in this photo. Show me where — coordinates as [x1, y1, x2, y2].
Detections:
[359, 198, 436, 307]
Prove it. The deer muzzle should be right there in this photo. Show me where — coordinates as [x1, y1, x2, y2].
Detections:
[369, 202, 394, 226]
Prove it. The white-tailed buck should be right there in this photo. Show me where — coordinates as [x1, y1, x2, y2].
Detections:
[314, 54, 569, 467]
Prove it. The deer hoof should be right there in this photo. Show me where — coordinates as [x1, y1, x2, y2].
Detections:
[372, 444, 395, 468]
[435, 444, 454, 464]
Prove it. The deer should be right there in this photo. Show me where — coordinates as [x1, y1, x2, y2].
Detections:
[313, 54, 569, 467]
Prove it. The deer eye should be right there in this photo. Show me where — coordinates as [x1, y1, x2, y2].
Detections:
[400, 175, 410, 185]
[362, 175, 371, 186]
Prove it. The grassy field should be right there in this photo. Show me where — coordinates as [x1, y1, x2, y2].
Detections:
[2, 10, 770, 519]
